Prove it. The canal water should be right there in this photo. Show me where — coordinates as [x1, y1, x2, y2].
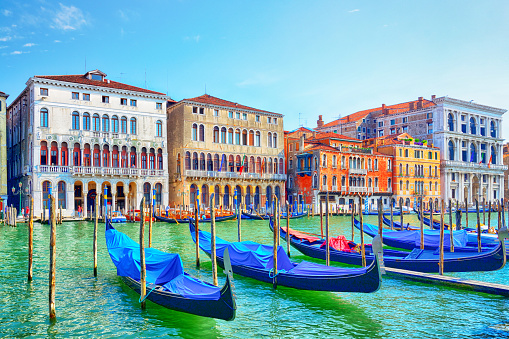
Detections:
[1, 213, 508, 338]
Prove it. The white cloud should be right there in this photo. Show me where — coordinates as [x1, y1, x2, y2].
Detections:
[348, 9, 360, 13]
[23, 42, 36, 47]
[11, 50, 22, 55]
[54, 40, 61, 43]
[2, 9, 12, 16]
[0, 46, 7, 49]
[0, 36, 11, 41]
[52, 3, 87, 30]
[184, 35, 201, 43]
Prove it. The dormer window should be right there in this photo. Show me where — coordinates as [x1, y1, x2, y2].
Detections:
[85, 70, 107, 82]
[91, 74, 103, 81]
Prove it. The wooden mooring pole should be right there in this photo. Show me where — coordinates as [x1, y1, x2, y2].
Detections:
[286, 201, 290, 257]
[195, 205, 200, 268]
[49, 195, 56, 319]
[476, 199, 481, 253]
[439, 199, 445, 275]
[449, 199, 454, 252]
[320, 202, 323, 238]
[419, 197, 424, 250]
[390, 198, 394, 230]
[465, 197, 469, 228]
[488, 201, 492, 230]
[359, 194, 366, 267]
[325, 191, 330, 266]
[378, 197, 383, 243]
[28, 197, 34, 282]
[351, 201, 355, 241]
[272, 197, 278, 289]
[139, 197, 146, 309]
[149, 203, 153, 248]
[94, 197, 98, 277]
[210, 194, 217, 286]
[399, 198, 403, 231]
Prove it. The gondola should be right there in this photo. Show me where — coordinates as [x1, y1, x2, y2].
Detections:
[155, 213, 236, 223]
[105, 219, 236, 320]
[241, 211, 307, 220]
[354, 218, 509, 256]
[125, 210, 155, 222]
[382, 215, 420, 231]
[111, 211, 127, 223]
[416, 211, 488, 232]
[274, 220, 507, 273]
[189, 220, 382, 293]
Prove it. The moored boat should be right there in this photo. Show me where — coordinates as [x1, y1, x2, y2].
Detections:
[111, 211, 127, 223]
[125, 210, 155, 222]
[105, 219, 236, 320]
[189, 220, 382, 293]
[274, 220, 507, 273]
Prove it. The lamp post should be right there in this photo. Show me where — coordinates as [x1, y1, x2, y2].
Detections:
[11, 182, 23, 217]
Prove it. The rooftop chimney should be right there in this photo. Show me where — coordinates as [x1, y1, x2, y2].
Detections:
[417, 97, 423, 109]
[317, 115, 324, 128]
[299, 135, 304, 151]
[431, 95, 436, 100]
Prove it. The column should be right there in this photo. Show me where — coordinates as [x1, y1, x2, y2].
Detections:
[66, 182, 73, 217]
[113, 193, 117, 211]
[83, 188, 88, 218]
[455, 138, 461, 161]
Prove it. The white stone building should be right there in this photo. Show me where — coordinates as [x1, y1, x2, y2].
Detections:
[7, 70, 170, 217]
[432, 97, 507, 204]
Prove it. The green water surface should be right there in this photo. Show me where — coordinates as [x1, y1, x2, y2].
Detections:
[1, 213, 508, 338]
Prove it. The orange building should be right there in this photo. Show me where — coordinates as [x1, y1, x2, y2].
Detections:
[286, 132, 393, 211]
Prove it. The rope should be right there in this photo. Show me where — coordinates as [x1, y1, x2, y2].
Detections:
[139, 285, 157, 303]
[268, 268, 287, 278]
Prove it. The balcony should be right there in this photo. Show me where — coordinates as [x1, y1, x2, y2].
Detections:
[349, 168, 367, 175]
[296, 166, 312, 176]
[184, 170, 285, 181]
[441, 160, 507, 172]
[321, 185, 329, 191]
[349, 187, 367, 193]
[35, 165, 164, 177]
[331, 186, 338, 191]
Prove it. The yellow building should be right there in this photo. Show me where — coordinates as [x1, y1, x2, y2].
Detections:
[166, 94, 285, 211]
[365, 133, 441, 209]
[0, 91, 8, 209]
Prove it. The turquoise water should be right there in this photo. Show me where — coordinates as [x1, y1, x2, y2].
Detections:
[1, 213, 509, 338]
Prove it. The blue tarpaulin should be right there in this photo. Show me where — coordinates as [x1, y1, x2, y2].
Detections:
[106, 224, 220, 300]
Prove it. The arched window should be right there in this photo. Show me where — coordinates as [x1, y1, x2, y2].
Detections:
[399, 180, 403, 191]
[491, 146, 497, 165]
[83, 113, 90, 130]
[199, 153, 205, 170]
[405, 164, 409, 175]
[268, 132, 272, 148]
[156, 120, 163, 137]
[213, 126, 219, 143]
[112, 115, 119, 133]
[214, 154, 219, 171]
[448, 140, 454, 160]
[121, 116, 128, 134]
[192, 123, 198, 141]
[279, 158, 283, 174]
[311, 174, 316, 188]
[273, 133, 277, 148]
[322, 154, 327, 167]
[242, 129, 248, 145]
[406, 180, 409, 190]
[42, 181, 52, 209]
[102, 115, 109, 132]
[404, 149, 409, 157]
[185, 151, 191, 170]
[158, 149, 163, 170]
[130, 117, 137, 134]
[249, 130, 254, 146]
[490, 121, 497, 137]
[192, 152, 198, 170]
[221, 127, 226, 143]
[399, 164, 402, 175]
[332, 155, 337, 168]
[470, 117, 476, 135]
[341, 176, 346, 186]
[228, 128, 234, 144]
[199, 124, 205, 141]
[448, 113, 454, 131]
[93, 114, 100, 131]
[255, 131, 261, 147]
[388, 159, 391, 171]
[235, 129, 241, 145]
[40, 108, 49, 127]
[341, 156, 345, 168]
[374, 159, 378, 170]
[72, 111, 80, 130]
[332, 176, 337, 186]
[470, 143, 477, 162]
[155, 183, 162, 205]
[207, 153, 213, 171]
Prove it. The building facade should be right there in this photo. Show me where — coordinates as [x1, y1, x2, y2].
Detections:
[167, 94, 285, 211]
[366, 133, 441, 209]
[7, 70, 170, 216]
[316, 95, 507, 204]
[433, 97, 507, 204]
[289, 132, 393, 210]
[0, 91, 8, 209]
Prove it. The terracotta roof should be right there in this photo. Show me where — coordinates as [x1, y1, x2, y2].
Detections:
[322, 98, 436, 128]
[35, 74, 168, 96]
[183, 94, 278, 115]
[311, 132, 361, 142]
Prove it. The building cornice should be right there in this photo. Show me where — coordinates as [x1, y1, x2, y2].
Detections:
[28, 77, 170, 101]
[434, 97, 507, 115]
[178, 99, 283, 118]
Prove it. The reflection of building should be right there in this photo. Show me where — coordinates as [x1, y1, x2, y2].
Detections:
[287, 131, 393, 210]
[365, 133, 441, 209]
[7, 70, 170, 216]
[503, 143, 509, 201]
[166, 94, 285, 210]
[0, 91, 8, 209]
[316, 95, 507, 204]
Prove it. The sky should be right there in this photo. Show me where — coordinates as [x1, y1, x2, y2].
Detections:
[1, 1, 509, 138]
